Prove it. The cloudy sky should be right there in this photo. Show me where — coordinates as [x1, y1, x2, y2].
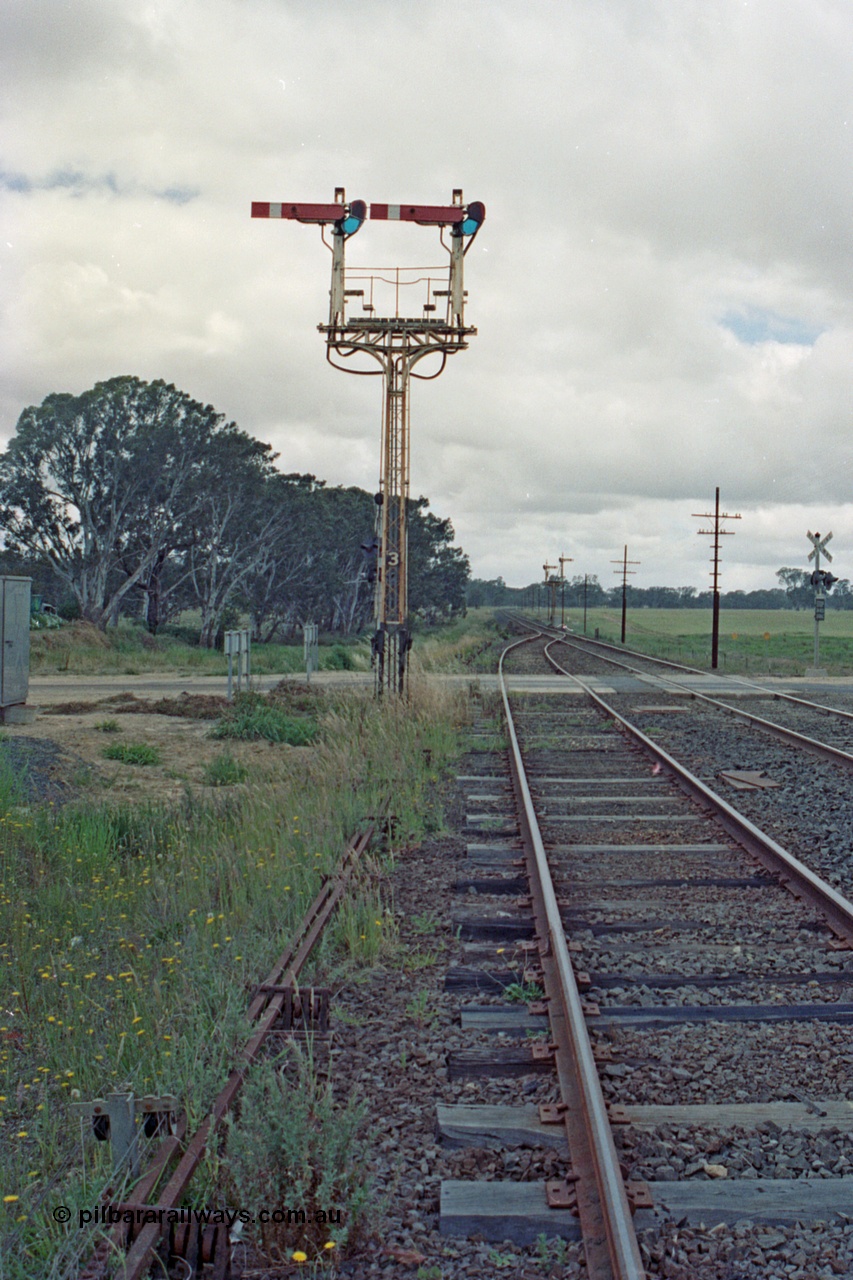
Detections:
[3, 0, 852, 591]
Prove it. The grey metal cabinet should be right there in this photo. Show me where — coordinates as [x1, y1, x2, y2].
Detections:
[0, 577, 31, 707]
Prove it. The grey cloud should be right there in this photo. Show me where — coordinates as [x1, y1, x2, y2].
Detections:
[3, 0, 853, 590]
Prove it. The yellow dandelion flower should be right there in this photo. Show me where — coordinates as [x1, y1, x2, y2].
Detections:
[323, 1240, 336, 1250]
[292, 1251, 307, 1263]
[3, 1195, 19, 1203]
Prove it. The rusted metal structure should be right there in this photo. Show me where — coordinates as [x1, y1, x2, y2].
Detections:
[252, 189, 484, 694]
[76, 818, 382, 1280]
[497, 618, 853, 1275]
[498, 634, 647, 1279]
[542, 561, 558, 627]
[559, 553, 573, 626]
[540, 631, 853, 944]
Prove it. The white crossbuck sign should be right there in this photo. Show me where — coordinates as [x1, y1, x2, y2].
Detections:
[807, 530, 833, 563]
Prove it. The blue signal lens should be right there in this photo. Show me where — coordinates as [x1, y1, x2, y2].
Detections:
[459, 200, 485, 236]
[338, 198, 367, 237]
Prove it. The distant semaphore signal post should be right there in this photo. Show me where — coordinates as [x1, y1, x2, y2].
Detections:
[543, 561, 558, 627]
[252, 188, 485, 695]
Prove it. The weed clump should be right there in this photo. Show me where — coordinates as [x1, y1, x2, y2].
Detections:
[224, 1044, 370, 1262]
[202, 751, 248, 787]
[211, 693, 316, 745]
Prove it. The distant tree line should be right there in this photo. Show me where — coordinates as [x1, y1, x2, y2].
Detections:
[468, 570, 853, 611]
[0, 377, 470, 644]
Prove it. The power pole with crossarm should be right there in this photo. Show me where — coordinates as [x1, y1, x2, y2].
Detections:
[693, 487, 741, 670]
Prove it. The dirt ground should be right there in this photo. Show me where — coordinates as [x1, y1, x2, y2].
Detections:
[2, 690, 293, 806]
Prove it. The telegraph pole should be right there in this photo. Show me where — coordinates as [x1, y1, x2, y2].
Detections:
[611, 547, 639, 644]
[559, 554, 573, 627]
[693, 487, 741, 670]
[252, 188, 485, 695]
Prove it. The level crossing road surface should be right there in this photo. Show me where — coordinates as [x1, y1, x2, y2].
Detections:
[26, 670, 853, 706]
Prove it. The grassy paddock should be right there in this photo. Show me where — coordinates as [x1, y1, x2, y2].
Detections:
[29, 622, 371, 678]
[412, 609, 508, 673]
[548, 607, 853, 675]
[0, 678, 469, 1275]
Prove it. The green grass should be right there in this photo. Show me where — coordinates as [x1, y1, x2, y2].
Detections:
[210, 695, 317, 745]
[29, 619, 371, 678]
[223, 1042, 370, 1260]
[549, 607, 853, 675]
[0, 680, 467, 1275]
[413, 608, 509, 673]
[202, 752, 249, 787]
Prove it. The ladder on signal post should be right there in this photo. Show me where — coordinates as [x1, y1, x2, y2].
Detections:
[251, 190, 485, 695]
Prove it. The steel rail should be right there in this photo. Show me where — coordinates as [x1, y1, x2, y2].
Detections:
[498, 635, 646, 1280]
[520, 610, 853, 726]
[535, 624, 853, 771]
[540, 638, 853, 943]
[77, 819, 380, 1280]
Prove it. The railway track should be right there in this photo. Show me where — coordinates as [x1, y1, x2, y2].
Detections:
[513, 614, 853, 762]
[439, 628, 853, 1278]
[531, 624, 853, 907]
[44, 626, 853, 1278]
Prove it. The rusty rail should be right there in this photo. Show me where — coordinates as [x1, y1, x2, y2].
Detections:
[541, 638, 853, 945]
[514, 608, 853, 745]
[545, 628, 853, 770]
[498, 635, 646, 1280]
[77, 817, 382, 1280]
[541, 614, 853, 725]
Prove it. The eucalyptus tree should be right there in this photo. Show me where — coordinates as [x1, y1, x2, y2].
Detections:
[407, 499, 470, 623]
[182, 429, 292, 647]
[0, 377, 236, 628]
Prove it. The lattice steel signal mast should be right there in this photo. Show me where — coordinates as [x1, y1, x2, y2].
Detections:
[251, 188, 485, 694]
